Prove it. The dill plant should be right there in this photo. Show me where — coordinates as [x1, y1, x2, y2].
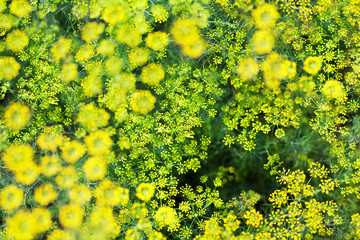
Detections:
[0, 0, 360, 239]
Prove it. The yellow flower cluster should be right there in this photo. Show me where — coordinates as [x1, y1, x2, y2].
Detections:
[171, 18, 207, 58]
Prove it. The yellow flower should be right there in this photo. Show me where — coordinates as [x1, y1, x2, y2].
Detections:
[141, 63, 165, 86]
[75, 44, 94, 63]
[145, 31, 169, 51]
[61, 62, 78, 83]
[97, 39, 116, 57]
[55, 165, 79, 189]
[95, 179, 129, 206]
[83, 156, 107, 181]
[47, 229, 75, 240]
[116, 24, 142, 47]
[105, 56, 124, 75]
[34, 184, 58, 206]
[81, 22, 104, 43]
[112, 72, 136, 91]
[86, 206, 120, 238]
[3, 102, 31, 129]
[0, 184, 24, 211]
[136, 182, 155, 202]
[40, 155, 62, 177]
[171, 18, 199, 46]
[2, 144, 33, 172]
[263, 52, 291, 89]
[0, 56, 21, 81]
[68, 184, 91, 205]
[321, 80, 347, 102]
[303, 56, 322, 75]
[5, 29, 29, 52]
[236, 58, 259, 80]
[130, 90, 156, 115]
[77, 103, 110, 130]
[58, 204, 84, 229]
[9, 0, 32, 18]
[13, 161, 40, 185]
[81, 74, 103, 97]
[252, 3, 280, 29]
[182, 38, 207, 58]
[128, 47, 150, 67]
[37, 132, 63, 151]
[151, 4, 168, 23]
[84, 130, 113, 156]
[251, 30, 274, 55]
[0, 13, 15, 33]
[154, 206, 180, 231]
[32, 207, 52, 234]
[50, 38, 72, 62]
[243, 208, 263, 228]
[102, 4, 128, 25]
[6, 210, 36, 240]
[61, 140, 86, 164]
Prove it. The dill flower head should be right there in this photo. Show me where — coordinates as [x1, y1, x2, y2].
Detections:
[84, 129, 113, 156]
[50, 38, 72, 62]
[32, 207, 52, 234]
[9, 0, 33, 18]
[68, 184, 91, 205]
[251, 30, 274, 55]
[87, 206, 120, 238]
[105, 56, 124, 76]
[182, 38, 207, 58]
[5, 29, 29, 52]
[2, 144, 33, 171]
[61, 140, 86, 164]
[130, 90, 157, 115]
[97, 39, 116, 57]
[96, 179, 130, 206]
[151, 4, 168, 23]
[37, 132, 63, 151]
[75, 44, 94, 63]
[116, 24, 142, 48]
[154, 206, 180, 230]
[40, 155, 62, 177]
[136, 183, 155, 202]
[81, 22, 104, 43]
[55, 165, 79, 189]
[34, 183, 58, 206]
[171, 18, 199, 46]
[6, 210, 36, 240]
[58, 204, 84, 229]
[102, 4, 128, 25]
[236, 58, 259, 80]
[47, 229, 74, 240]
[252, 3, 280, 29]
[243, 208, 263, 228]
[141, 63, 165, 86]
[112, 72, 136, 91]
[129, 47, 150, 68]
[145, 31, 169, 51]
[81, 74, 103, 97]
[0, 56, 21, 81]
[303, 56, 322, 75]
[13, 161, 40, 185]
[263, 52, 291, 89]
[0, 13, 16, 34]
[3, 102, 31, 129]
[77, 103, 110, 130]
[83, 156, 107, 181]
[321, 80, 347, 102]
[61, 62, 78, 84]
[0, 184, 24, 211]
